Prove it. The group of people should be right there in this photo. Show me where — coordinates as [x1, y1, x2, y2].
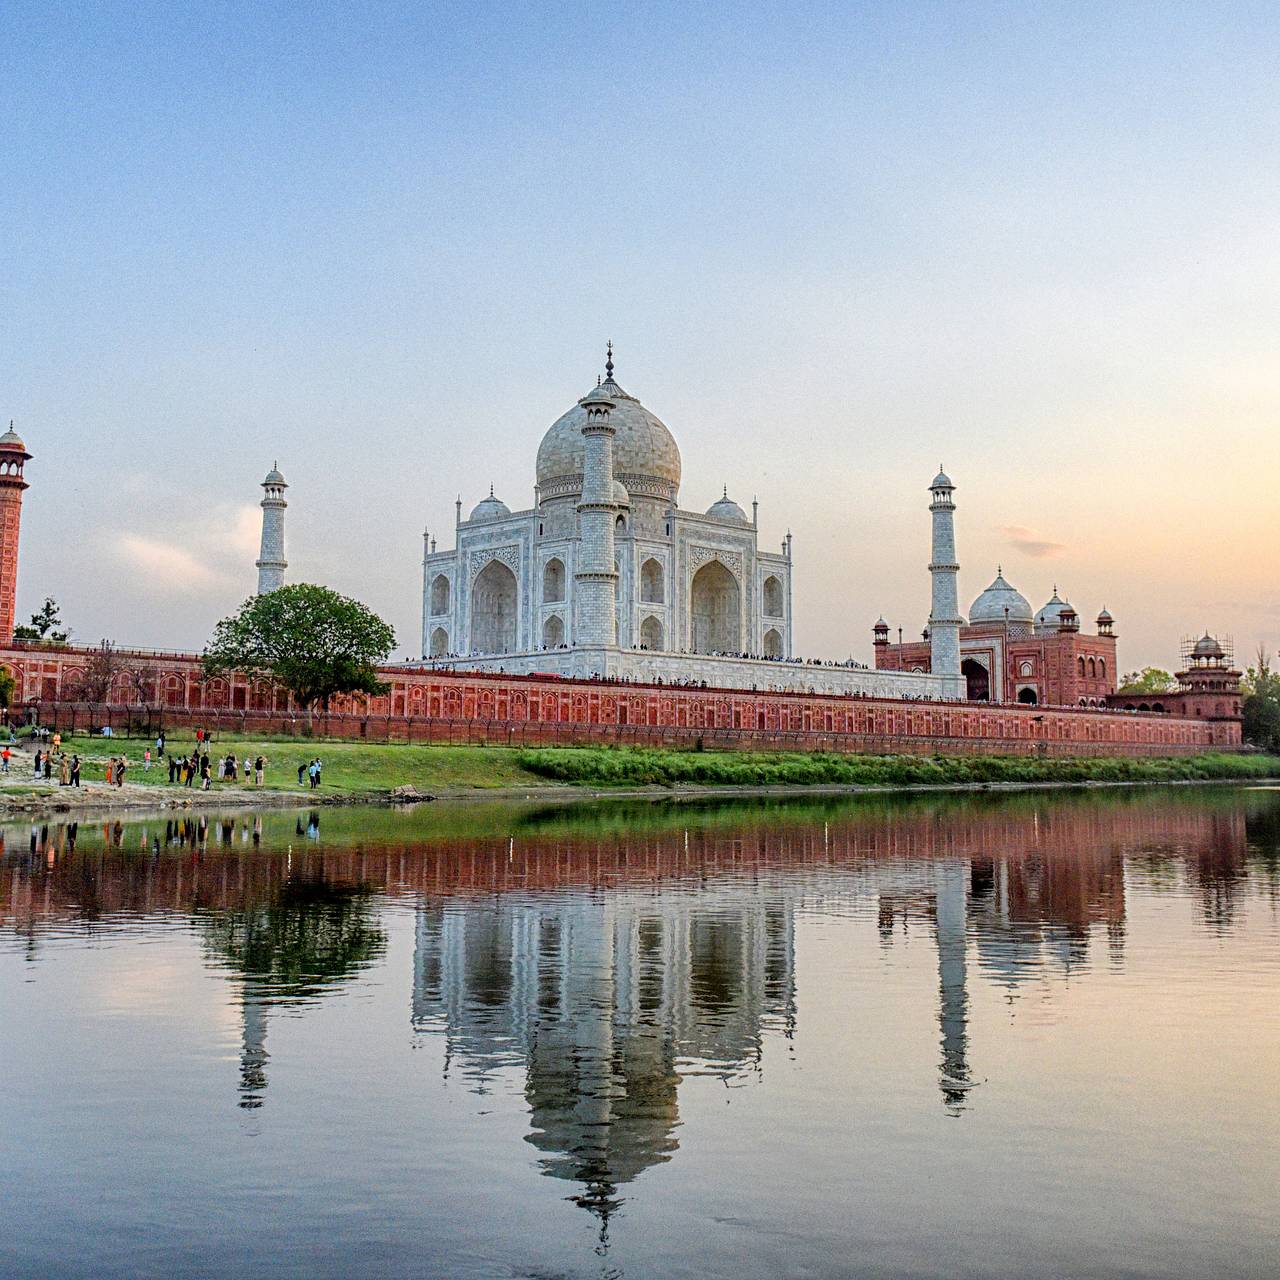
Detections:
[164, 750, 269, 790]
[23, 745, 84, 787]
[0, 729, 328, 792]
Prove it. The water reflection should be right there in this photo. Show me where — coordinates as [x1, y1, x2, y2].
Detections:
[412, 888, 795, 1230]
[196, 874, 385, 1108]
[2, 787, 1279, 1253]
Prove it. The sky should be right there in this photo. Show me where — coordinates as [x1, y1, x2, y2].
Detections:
[3, 0, 1278, 668]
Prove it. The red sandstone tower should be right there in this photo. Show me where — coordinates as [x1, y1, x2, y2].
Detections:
[0, 422, 31, 641]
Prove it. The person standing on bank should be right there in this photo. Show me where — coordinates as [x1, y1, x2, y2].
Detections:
[70, 754, 80, 788]
[254, 755, 265, 786]
[167, 754, 177, 784]
[59, 754, 69, 786]
[33, 749, 42, 779]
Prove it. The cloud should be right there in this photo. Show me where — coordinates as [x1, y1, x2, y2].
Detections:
[1001, 525, 1067, 559]
[117, 535, 228, 594]
[112, 504, 263, 598]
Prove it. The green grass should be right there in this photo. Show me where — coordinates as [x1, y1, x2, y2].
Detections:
[14, 733, 1278, 798]
[27, 735, 549, 794]
[514, 746, 1280, 789]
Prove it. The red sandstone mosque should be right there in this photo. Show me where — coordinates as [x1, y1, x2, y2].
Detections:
[0, 414, 1244, 754]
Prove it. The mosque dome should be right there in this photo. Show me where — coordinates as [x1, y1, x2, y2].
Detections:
[469, 488, 510, 521]
[1193, 633, 1225, 659]
[1035, 589, 1070, 632]
[706, 488, 749, 523]
[537, 358, 681, 501]
[969, 571, 1033, 624]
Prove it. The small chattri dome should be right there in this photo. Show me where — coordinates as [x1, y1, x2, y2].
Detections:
[969, 570, 1033, 624]
[706, 486, 749, 523]
[263, 461, 287, 486]
[0, 421, 27, 452]
[1035, 589, 1070, 633]
[930, 465, 954, 489]
[612, 479, 630, 506]
[469, 486, 511, 521]
[1193, 633, 1225, 659]
[1096, 607, 1113, 623]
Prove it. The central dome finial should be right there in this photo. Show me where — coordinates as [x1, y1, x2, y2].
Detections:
[605, 340, 614, 380]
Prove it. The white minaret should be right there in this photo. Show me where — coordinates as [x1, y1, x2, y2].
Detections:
[574, 347, 620, 648]
[928, 466, 961, 680]
[255, 463, 288, 594]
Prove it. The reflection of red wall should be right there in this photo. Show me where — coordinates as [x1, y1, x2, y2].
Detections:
[1, 639, 1240, 755]
[0, 794, 1250, 931]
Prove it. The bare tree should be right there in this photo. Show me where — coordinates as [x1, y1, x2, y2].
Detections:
[127, 662, 160, 706]
[66, 641, 120, 703]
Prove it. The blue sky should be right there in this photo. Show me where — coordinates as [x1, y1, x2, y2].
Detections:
[3, 1, 1278, 665]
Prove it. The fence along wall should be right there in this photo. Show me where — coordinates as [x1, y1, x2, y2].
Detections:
[15, 658, 1241, 757]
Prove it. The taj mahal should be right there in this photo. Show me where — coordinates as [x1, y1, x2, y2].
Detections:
[413, 347, 966, 699]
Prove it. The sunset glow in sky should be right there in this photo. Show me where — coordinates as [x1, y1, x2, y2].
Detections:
[4, 1, 1278, 666]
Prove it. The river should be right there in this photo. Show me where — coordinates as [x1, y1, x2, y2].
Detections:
[2, 787, 1278, 1279]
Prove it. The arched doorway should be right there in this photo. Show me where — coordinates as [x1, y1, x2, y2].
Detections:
[471, 560, 518, 654]
[1017, 687, 1038, 705]
[430, 627, 449, 657]
[542, 558, 565, 603]
[690, 560, 741, 653]
[763, 628, 783, 659]
[640, 558, 664, 603]
[430, 574, 450, 615]
[542, 614, 564, 648]
[763, 575, 783, 617]
[640, 615, 663, 650]
[962, 658, 990, 701]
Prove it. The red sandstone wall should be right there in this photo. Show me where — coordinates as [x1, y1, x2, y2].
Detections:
[0, 641, 1240, 756]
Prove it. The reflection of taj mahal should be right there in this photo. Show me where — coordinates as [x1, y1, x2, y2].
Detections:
[411, 887, 796, 1220]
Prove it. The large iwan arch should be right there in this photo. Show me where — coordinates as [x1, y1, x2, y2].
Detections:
[471, 560, 518, 654]
[690, 560, 741, 653]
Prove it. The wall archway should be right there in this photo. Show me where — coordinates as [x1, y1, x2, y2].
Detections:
[542, 614, 564, 648]
[471, 560, 518, 654]
[640, 558, 664, 604]
[690, 560, 741, 654]
[543, 558, 565, 603]
[962, 658, 990, 701]
[430, 574, 450, 615]
[430, 627, 449, 658]
[640, 615, 663, 650]
[763, 575, 783, 617]
[763, 627, 783, 659]
[1017, 687, 1038, 705]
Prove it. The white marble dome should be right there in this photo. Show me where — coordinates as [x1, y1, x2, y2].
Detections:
[706, 489, 749, 522]
[969, 571, 1033, 624]
[537, 374, 681, 500]
[1035, 589, 1070, 632]
[470, 490, 510, 521]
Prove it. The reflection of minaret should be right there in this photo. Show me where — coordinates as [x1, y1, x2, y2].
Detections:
[239, 985, 270, 1109]
[935, 861, 972, 1112]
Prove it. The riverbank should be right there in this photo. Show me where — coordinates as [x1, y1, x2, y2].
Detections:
[0, 735, 1275, 819]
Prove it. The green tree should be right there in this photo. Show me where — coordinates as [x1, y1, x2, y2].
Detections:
[0, 666, 15, 709]
[13, 597, 69, 643]
[1118, 667, 1178, 694]
[203, 584, 396, 712]
[1242, 646, 1280, 753]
